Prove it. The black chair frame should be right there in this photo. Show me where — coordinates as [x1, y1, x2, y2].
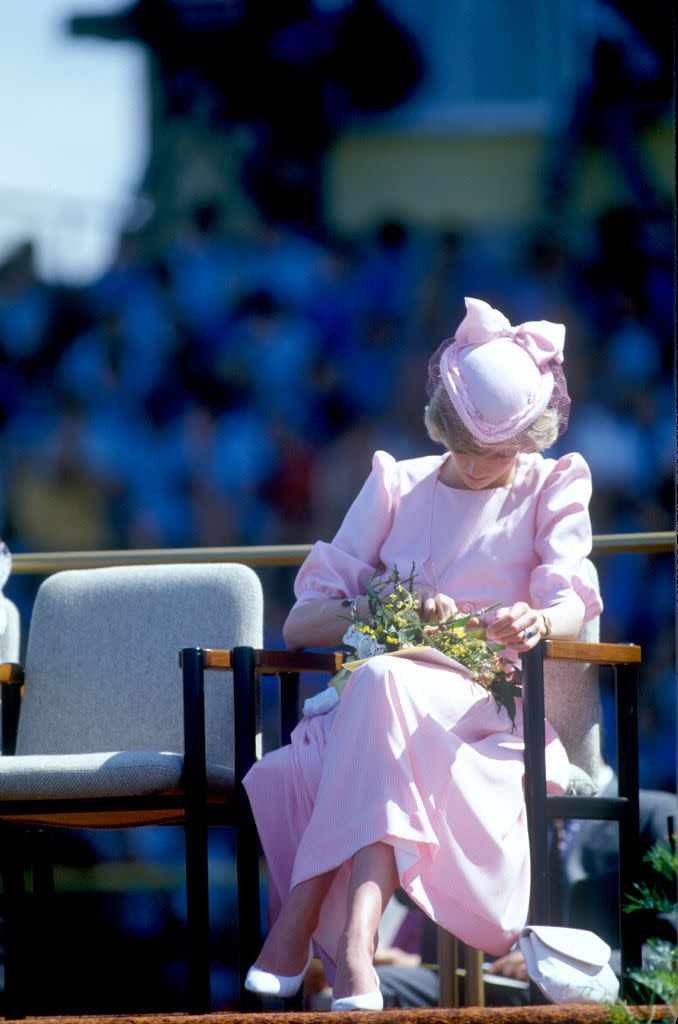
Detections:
[0, 649, 261, 1017]
[522, 639, 642, 1000]
[113, 639, 640, 1012]
[192, 646, 345, 1010]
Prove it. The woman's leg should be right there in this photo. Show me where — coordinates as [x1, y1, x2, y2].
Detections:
[254, 867, 338, 974]
[333, 841, 399, 999]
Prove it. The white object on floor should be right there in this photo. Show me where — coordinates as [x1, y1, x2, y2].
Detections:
[519, 925, 619, 1003]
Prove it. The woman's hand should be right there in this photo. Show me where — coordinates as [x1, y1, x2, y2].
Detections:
[414, 586, 458, 623]
[485, 602, 544, 650]
[486, 949, 528, 981]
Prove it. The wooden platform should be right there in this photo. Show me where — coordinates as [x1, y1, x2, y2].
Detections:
[0, 1007, 659, 1024]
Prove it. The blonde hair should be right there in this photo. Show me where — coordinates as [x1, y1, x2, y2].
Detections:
[424, 385, 559, 455]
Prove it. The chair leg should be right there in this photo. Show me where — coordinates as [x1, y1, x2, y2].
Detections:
[463, 946, 485, 1006]
[616, 662, 642, 992]
[182, 646, 211, 1012]
[235, 805, 262, 1011]
[437, 927, 460, 1007]
[520, 645, 553, 1006]
[232, 646, 262, 1010]
[521, 645, 551, 923]
[437, 934, 484, 1007]
[1, 825, 27, 1019]
[28, 829, 55, 1014]
[184, 808, 211, 1011]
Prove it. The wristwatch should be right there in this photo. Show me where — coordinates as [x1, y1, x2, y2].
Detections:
[541, 612, 553, 638]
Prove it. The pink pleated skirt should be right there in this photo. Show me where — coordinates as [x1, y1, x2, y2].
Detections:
[243, 653, 569, 978]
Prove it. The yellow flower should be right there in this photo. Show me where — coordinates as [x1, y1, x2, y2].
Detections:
[342, 564, 517, 728]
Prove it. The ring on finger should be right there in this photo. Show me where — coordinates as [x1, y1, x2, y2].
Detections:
[523, 628, 535, 640]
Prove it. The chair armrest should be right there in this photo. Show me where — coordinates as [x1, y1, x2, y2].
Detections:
[0, 662, 24, 685]
[199, 649, 345, 674]
[178, 647, 344, 781]
[1, 662, 24, 756]
[542, 639, 641, 664]
[197, 643, 641, 671]
[191, 648, 346, 756]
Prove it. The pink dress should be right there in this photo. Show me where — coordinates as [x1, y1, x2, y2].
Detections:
[243, 450, 603, 972]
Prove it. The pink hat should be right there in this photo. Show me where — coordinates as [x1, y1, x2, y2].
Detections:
[430, 297, 569, 445]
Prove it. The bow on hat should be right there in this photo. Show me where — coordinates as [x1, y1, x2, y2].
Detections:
[455, 297, 565, 368]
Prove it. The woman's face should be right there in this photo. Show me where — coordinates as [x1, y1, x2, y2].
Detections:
[448, 449, 519, 489]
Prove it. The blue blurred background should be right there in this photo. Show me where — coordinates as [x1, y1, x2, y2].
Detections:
[0, 0, 674, 1011]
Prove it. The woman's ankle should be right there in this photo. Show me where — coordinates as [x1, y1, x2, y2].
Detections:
[342, 923, 377, 962]
[253, 878, 325, 972]
[255, 938, 310, 974]
[333, 929, 378, 998]
[254, 917, 311, 973]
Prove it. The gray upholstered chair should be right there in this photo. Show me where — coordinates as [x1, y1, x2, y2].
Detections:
[0, 563, 263, 1016]
[540, 559, 605, 795]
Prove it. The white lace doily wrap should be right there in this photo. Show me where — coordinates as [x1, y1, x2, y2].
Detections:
[302, 646, 477, 719]
[519, 926, 619, 1003]
[0, 541, 11, 636]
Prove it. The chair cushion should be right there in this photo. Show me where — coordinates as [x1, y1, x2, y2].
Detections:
[15, 563, 263, 766]
[544, 559, 602, 783]
[0, 751, 233, 800]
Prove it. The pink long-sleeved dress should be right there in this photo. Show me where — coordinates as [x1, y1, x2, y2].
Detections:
[243, 449, 602, 973]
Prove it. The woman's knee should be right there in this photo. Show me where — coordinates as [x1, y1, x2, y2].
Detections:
[347, 656, 394, 697]
[344, 656, 420, 712]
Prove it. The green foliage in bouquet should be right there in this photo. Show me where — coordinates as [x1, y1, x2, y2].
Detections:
[341, 564, 522, 730]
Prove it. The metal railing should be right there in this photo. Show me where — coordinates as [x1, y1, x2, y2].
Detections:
[8, 532, 675, 575]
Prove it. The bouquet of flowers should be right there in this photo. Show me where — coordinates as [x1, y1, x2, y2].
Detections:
[338, 564, 522, 730]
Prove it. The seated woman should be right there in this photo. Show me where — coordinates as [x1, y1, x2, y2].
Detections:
[243, 296, 602, 1010]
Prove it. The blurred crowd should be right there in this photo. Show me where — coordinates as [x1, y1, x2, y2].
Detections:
[0, 1, 673, 1012]
[0, 195, 674, 791]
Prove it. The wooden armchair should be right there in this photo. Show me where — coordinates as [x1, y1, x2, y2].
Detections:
[441, 635, 642, 1008]
[193, 624, 641, 1010]
[521, 637, 642, 1000]
[181, 646, 344, 1008]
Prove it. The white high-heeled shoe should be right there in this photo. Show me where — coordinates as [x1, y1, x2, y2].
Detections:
[331, 971, 383, 1011]
[244, 943, 314, 998]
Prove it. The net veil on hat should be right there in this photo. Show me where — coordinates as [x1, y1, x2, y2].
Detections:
[427, 297, 571, 448]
